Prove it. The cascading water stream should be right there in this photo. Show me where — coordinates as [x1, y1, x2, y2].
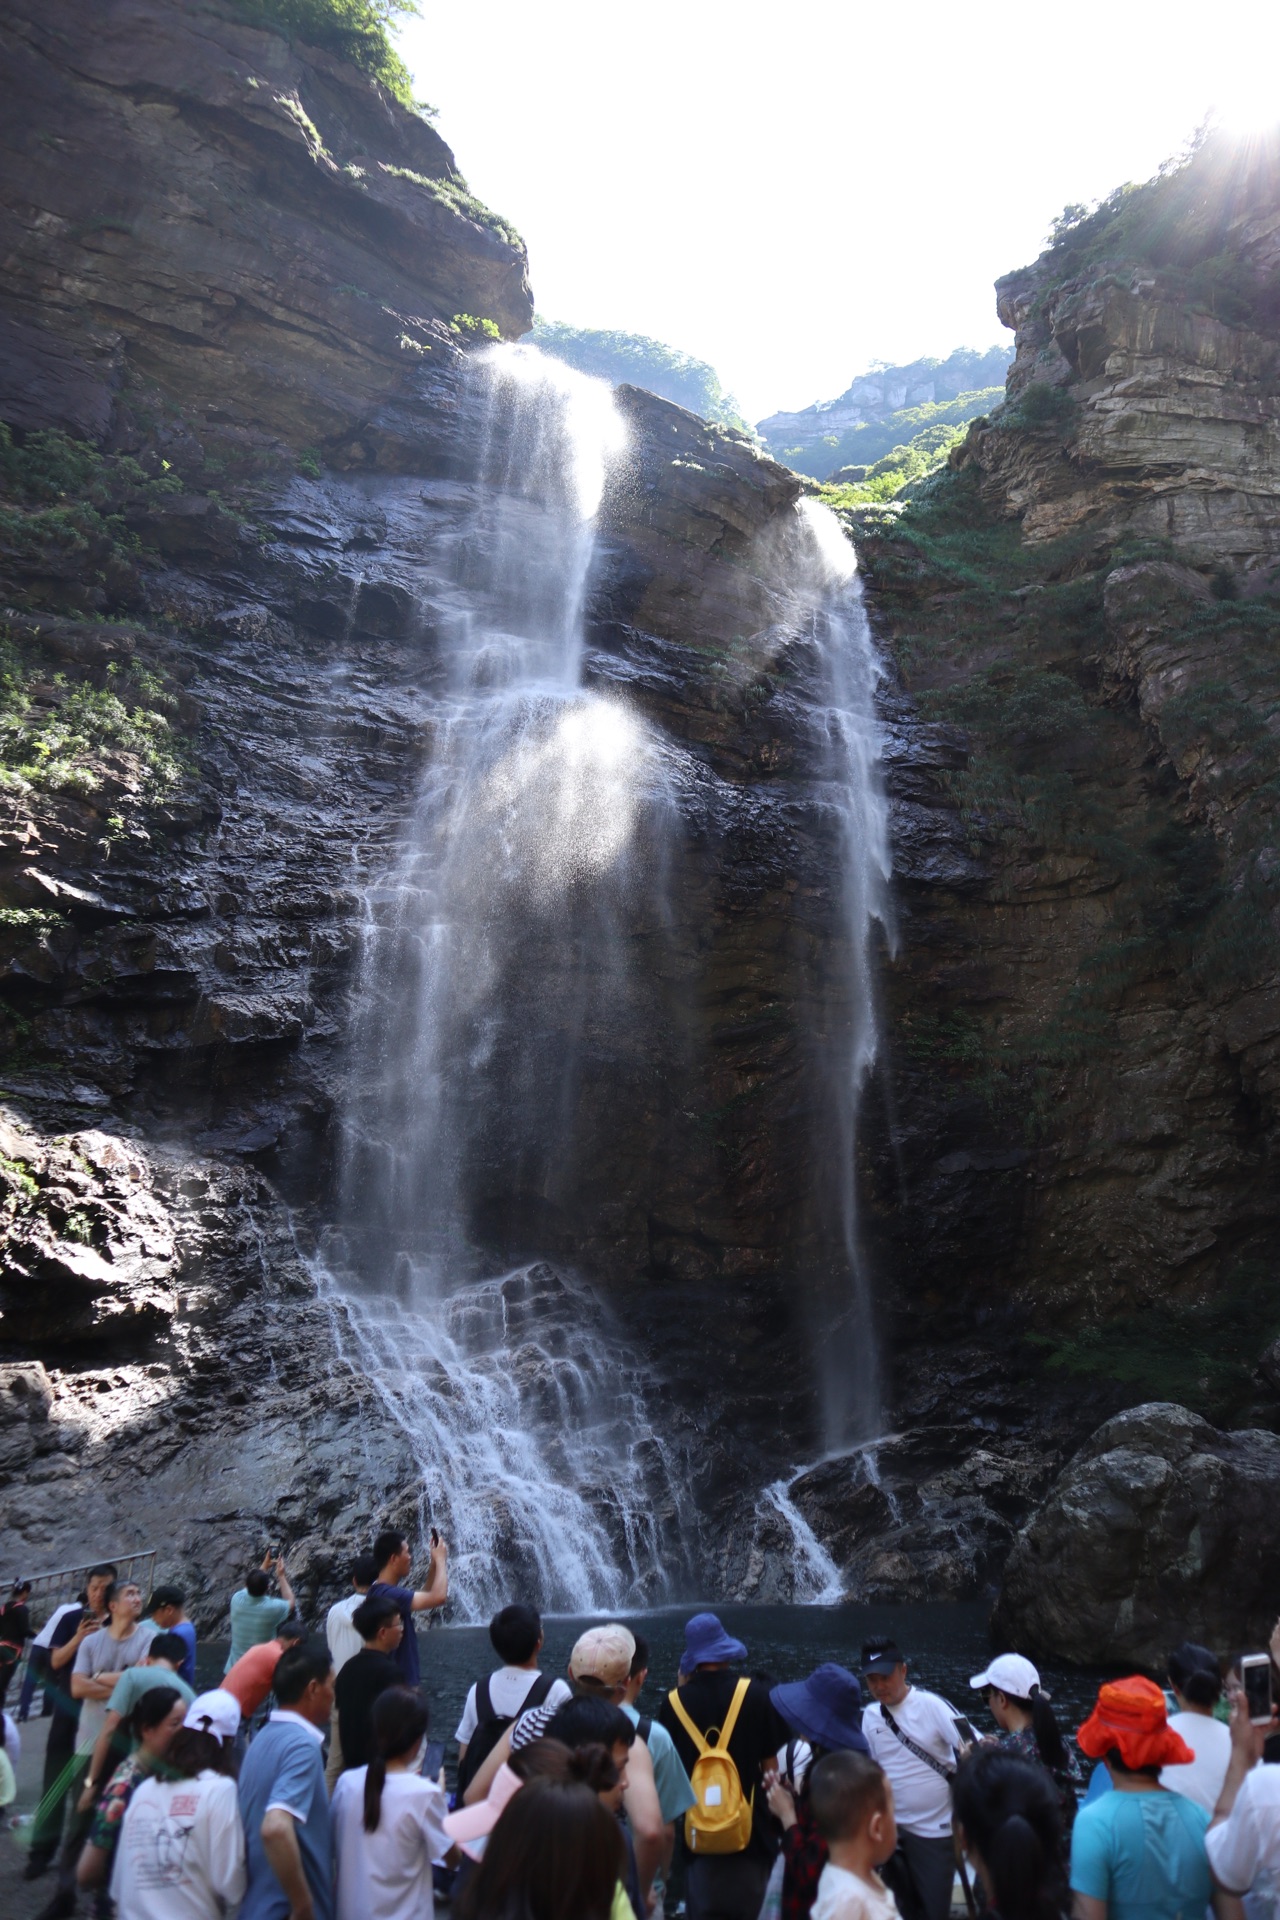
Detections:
[785, 500, 894, 1452]
[748, 499, 894, 1597]
[318, 346, 692, 1616]
[314, 344, 890, 1613]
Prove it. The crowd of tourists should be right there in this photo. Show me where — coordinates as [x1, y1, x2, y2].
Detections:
[3, 1540, 1280, 1920]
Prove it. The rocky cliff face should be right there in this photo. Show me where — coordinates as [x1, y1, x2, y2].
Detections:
[801, 129, 1280, 1621]
[3, 9, 1278, 1630]
[0, 0, 889, 1615]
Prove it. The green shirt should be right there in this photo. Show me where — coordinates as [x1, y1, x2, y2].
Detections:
[107, 1664, 196, 1736]
[621, 1701, 696, 1826]
[225, 1590, 290, 1669]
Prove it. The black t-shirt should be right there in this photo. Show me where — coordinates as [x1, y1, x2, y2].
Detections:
[0, 1602, 31, 1645]
[336, 1648, 404, 1770]
[658, 1671, 789, 1856]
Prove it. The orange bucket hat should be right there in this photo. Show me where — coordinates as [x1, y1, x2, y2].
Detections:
[1077, 1675, 1196, 1770]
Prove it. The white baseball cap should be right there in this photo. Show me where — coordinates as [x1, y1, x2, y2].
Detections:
[183, 1689, 242, 1741]
[969, 1654, 1042, 1698]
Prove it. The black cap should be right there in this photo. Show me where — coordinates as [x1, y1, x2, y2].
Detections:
[861, 1642, 906, 1675]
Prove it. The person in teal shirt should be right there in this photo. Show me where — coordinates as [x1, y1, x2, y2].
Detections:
[621, 1632, 695, 1827]
[225, 1554, 296, 1671]
[1070, 1674, 1241, 1920]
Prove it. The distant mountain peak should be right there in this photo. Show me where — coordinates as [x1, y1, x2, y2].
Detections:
[756, 344, 1012, 481]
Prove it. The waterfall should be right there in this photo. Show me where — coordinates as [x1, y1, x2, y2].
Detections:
[322, 346, 691, 1617]
[771, 500, 894, 1456]
[317, 345, 891, 1611]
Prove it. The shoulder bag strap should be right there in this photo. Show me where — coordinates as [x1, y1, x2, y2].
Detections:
[718, 1676, 751, 1750]
[881, 1701, 955, 1779]
[476, 1673, 494, 1722]
[522, 1671, 554, 1713]
[667, 1686, 710, 1757]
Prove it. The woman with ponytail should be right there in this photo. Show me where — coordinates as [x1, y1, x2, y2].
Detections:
[953, 1747, 1067, 1920]
[970, 1655, 1082, 1833]
[331, 1683, 451, 1920]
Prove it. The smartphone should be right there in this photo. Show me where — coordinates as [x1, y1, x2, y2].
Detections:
[420, 1739, 446, 1781]
[952, 1715, 978, 1746]
[429, 1527, 440, 1547]
[1241, 1654, 1273, 1725]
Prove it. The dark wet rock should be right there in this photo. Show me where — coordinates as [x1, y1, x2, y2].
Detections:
[993, 1403, 1280, 1666]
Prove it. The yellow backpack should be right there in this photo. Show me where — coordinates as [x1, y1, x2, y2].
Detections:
[667, 1677, 754, 1853]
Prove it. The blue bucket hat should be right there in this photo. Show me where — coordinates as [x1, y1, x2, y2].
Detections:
[681, 1612, 748, 1672]
[771, 1664, 869, 1754]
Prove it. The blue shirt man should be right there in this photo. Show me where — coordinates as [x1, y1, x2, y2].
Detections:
[238, 1646, 335, 1920]
[367, 1527, 449, 1689]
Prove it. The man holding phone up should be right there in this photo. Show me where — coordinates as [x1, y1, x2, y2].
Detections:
[1206, 1641, 1280, 1913]
[366, 1526, 448, 1689]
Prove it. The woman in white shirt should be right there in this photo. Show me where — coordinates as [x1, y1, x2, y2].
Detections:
[332, 1684, 451, 1920]
[111, 1688, 245, 1920]
[1163, 1641, 1231, 1814]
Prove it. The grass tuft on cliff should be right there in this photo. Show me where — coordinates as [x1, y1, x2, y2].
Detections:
[229, 0, 423, 111]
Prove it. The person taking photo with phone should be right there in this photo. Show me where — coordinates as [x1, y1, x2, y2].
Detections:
[367, 1528, 449, 1691]
[1204, 1645, 1280, 1914]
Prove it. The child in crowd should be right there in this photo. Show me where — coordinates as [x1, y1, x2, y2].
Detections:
[809, 1750, 900, 1920]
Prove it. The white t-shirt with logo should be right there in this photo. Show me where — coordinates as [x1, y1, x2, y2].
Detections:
[332, 1766, 450, 1920]
[73, 1623, 159, 1753]
[813, 1863, 901, 1920]
[110, 1768, 246, 1920]
[454, 1668, 572, 1745]
[861, 1688, 959, 1837]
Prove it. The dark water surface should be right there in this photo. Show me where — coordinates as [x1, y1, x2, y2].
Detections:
[200, 1601, 1108, 1749]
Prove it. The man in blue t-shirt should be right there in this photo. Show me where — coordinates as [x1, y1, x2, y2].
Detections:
[366, 1526, 448, 1688]
[146, 1583, 197, 1685]
[239, 1640, 336, 1920]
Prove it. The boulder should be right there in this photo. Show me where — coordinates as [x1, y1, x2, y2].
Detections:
[992, 1403, 1280, 1667]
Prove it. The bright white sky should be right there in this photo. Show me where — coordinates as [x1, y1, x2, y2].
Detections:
[396, 0, 1279, 423]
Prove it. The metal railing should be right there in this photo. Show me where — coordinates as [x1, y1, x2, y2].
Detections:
[5, 1549, 158, 1706]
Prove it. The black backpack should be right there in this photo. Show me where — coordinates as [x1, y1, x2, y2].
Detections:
[456, 1671, 555, 1793]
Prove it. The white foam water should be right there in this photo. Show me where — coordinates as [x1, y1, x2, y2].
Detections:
[323, 346, 692, 1616]
[762, 1477, 846, 1604]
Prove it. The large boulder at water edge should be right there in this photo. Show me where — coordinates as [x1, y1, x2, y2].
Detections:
[992, 1403, 1280, 1667]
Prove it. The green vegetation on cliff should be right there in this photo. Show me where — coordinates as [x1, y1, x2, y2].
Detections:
[779, 385, 1005, 485]
[229, 0, 423, 109]
[529, 321, 755, 435]
[1038, 126, 1278, 327]
[0, 629, 187, 801]
[869, 462, 1280, 1116]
